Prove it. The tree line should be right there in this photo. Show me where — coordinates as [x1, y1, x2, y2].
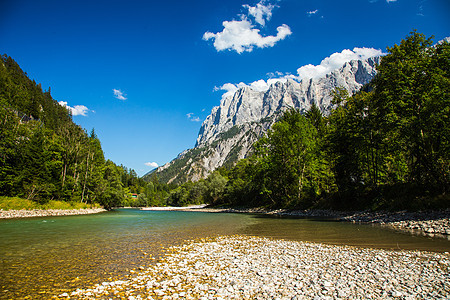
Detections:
[165, 31, 449, 211]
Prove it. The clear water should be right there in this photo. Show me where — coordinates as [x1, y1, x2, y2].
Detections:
[0, 209, 449, 299]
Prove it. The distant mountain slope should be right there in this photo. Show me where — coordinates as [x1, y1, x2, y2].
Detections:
[145, 56, 380, 184]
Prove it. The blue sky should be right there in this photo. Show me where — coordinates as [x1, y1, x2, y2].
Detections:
[1, 0, 449, 176]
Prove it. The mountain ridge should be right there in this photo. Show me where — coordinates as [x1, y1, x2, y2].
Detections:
[145, 56, 380, 184]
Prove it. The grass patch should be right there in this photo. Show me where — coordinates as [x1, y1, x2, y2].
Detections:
[0, 196, 101, 211]
[0, 196, 39, 210]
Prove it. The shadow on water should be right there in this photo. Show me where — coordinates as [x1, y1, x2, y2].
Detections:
[241, 213, 450, 252]
[0, 209, 449, 299]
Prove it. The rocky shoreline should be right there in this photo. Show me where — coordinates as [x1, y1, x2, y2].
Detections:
[0, 208, 107, 219]
[272, 209, 450, 238]
[178, 206, 450, 239]
[61, 235, 450, 299]
[339, 210, 450, 237]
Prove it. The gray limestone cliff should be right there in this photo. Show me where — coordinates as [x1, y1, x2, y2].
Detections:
[146, 56, 380, 184]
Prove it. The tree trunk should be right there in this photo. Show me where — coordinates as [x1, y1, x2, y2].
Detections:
[298, 163, 306, 201]
[81, 150, 91, 203]
[61, 162, 67, 187]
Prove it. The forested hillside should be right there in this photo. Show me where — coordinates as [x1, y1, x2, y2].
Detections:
[0, 55, 149, 208]
[165, 32, 449, 210]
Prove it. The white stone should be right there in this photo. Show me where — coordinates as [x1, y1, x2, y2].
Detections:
[392, 290, 403, 297]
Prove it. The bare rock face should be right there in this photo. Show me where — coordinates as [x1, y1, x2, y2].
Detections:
[149, 57, 380, 184]
[196, 57, 379, 148]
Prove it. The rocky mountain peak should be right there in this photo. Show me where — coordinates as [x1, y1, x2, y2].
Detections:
[196, 56, 379, 148]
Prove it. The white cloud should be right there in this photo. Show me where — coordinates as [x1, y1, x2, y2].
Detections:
[267, 77, 288, 86]
[203, 20, 291, 54]
[267, 71, 285, 78]
[113, 89, 127, 100]
[217, 77, 288, 99]
[145, 162, 159, 168]
[187, 113, 202, 122]
[250, 79, 270, 92]
[214, 46, 382, 99]
[243, 1, 275, 26]
[369, 0, 398, 3]
[203, 1, 291, 54]
[58, 101, 90, 116]
[296, 47, 383, 80]
[71, 105, 90, 116]
[307, 9, 318, 15]
[214, 82, 247, 99]
[248, 78, 288, 92]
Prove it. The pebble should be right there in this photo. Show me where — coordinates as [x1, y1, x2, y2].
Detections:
[0, 208, 106, 219]
[61, 235, 450, 299]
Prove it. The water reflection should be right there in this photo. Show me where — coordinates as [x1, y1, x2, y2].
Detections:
[240, 214, 450, 252]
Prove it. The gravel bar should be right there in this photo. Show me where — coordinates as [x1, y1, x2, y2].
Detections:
[61, 235, 450, 299]
[0, 208, 107, 219]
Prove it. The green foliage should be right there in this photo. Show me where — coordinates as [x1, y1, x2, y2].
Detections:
[0, 196, 99, 210]
[203, 171, 227, 205]
[371, 31, 449, 191]
[326, 31, 448, 209]
[217, 125, 241, 141]
[165, 171, 227, 207]
[0, 196, 39, 210]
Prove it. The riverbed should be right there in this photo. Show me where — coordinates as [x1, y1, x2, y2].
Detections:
[1, 208, 449, 298]
[67, 235, 450, 299]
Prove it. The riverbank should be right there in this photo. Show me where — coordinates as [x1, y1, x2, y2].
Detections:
[271, 209, 450, 238]
[339, 210, 450, 237]
[62, 235, 449, 299]
[172, 206, 450, 238]
[141, 204, 207, 211]
[0, 208, 107, 219]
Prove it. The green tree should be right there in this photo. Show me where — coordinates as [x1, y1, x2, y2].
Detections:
[252, 109, 324, 208]
[372, 31, 449, 191]
[224, 158, 257, 206]
[0, 107, 18, 196]
[98, 160, 125, 209]
[15, 124, 55, 202]
[203, 171, 227, 205]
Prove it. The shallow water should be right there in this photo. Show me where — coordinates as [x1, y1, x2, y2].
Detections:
[0, 209, 449, 299]
[242, 214, 450, 251]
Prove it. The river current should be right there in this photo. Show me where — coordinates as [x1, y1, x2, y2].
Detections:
[0, 208, 449, 298]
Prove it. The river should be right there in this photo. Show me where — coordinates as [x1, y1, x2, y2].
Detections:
[0, 208, 449, 299]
